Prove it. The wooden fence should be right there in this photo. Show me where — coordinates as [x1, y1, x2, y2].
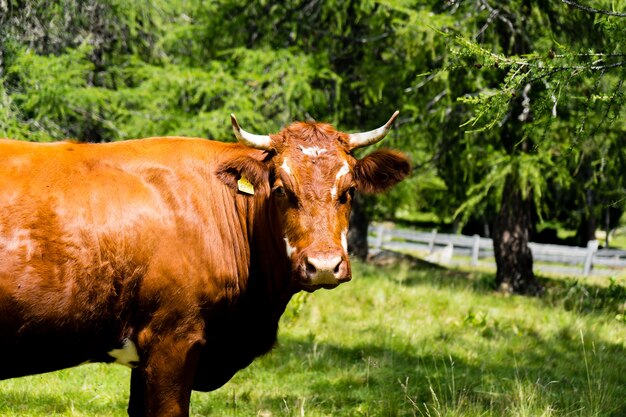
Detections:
[368, 224, 626, 277]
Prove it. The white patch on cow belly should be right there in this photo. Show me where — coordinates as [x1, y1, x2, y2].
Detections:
[341, 230, 348, 252]
[108, 339, 139, 368]
[300, 146, 327, 157]
[284, 237, 296, 258]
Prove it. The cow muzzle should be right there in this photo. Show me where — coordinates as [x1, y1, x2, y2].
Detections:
[299, 251, 351, 290]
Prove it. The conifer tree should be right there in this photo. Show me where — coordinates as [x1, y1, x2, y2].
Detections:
[423, 0, 626, 293]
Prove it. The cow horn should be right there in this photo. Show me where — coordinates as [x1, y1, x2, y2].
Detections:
[348, 110, 399, 150]
[230, 114, 272, 150]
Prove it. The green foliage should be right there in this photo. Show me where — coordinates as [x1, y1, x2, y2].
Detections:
[547, 275, 626, 315]
[0, 0, 426, 221]
[4, 44, 114, 141]
[0, 84, 30, 140]
[1, 0, 626, 232]
[435, 1, 626, 234]
[0, 0, 169, 59]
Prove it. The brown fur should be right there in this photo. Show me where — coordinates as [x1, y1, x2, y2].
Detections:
[355, 149, 412, 194]
[0, 120, 409, 417]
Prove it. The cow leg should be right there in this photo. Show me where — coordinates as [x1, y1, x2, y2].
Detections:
[128, 333, 205, 417]
[128, 368, 147, 417]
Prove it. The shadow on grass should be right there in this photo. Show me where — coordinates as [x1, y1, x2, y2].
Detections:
[2, 254, 624, 416]
[541, 275, 626, 316]
[192, 329, 626, 416]
[368, 250, 497, 291]
[6, 326, 625, 416]
[366, 251, 626, 317]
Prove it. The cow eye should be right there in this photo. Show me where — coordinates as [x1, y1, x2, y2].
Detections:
[274, 186, 286, 197]
[339, 187, 356, 204]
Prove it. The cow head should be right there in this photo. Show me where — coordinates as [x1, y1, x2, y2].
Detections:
[221, 112, 410, 292]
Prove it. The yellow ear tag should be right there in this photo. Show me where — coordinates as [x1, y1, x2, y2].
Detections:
[237, 176, 255, 195]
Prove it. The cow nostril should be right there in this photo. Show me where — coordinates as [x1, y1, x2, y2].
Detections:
[306, 260, 317, 276]
[305, 255, 343, 279]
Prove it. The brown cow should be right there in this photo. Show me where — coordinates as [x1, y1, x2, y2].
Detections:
[0, 112, 410, 416]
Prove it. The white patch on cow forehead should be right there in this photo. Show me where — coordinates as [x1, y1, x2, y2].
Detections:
[108, 339, 139, 368]
[284, 237, 296, 258]
[331, 161, 350, 199]
[281, 159, 292, 176]
[299, 146, 327, 157]
[335, 161, 350, 180]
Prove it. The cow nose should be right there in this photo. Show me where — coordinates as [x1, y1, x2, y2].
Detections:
[306, 255, 342, 276]
[304, 254, 350, 285]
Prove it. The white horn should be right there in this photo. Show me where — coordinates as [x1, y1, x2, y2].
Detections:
[230, 114, 272, 150]
[348, 110, 399, 150]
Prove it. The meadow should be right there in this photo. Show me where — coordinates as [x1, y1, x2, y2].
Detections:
[1, 257, 625, 416]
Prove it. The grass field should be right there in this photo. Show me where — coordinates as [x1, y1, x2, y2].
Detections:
[1, 258, 625, 416]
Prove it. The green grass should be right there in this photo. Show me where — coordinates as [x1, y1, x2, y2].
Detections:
[607, 227, 626, 249]
[1, 260, 625, 416]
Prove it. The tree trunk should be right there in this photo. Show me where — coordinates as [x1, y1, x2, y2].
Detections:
[604, 207, 610, 248]
[493, 175, 542, 295]
[348, 193, 370, 261]
[576, 186, 596, 246]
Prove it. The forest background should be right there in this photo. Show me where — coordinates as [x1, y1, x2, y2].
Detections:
[1, 0, 625, 295]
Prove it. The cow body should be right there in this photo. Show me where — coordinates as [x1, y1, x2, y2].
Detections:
[0, 138, 284, 385]
[0, 115, 410, 416]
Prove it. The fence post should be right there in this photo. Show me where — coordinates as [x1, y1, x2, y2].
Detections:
[428, 228, 437, 253]
[374, 224, 386, 251]
[471, 234, 480, 266]
[583, 240, 599, 276]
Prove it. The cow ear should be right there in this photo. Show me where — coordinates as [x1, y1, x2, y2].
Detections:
[216, 156, 270, 195]
[354, 149, 411, 194]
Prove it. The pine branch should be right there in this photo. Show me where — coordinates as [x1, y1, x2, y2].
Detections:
[588, 78, 624, 139]
[475, 0, 516, 38]
[561, 0, 626, 17]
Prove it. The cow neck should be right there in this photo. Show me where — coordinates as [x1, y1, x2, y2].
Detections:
[244, 191, 297, 321]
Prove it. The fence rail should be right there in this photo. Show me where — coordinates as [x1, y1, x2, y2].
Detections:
[368, 224, 626, 276]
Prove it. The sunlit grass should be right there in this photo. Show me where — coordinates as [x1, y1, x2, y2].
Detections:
[0, 365, 129, 416]
[1, 260, 625, 416]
